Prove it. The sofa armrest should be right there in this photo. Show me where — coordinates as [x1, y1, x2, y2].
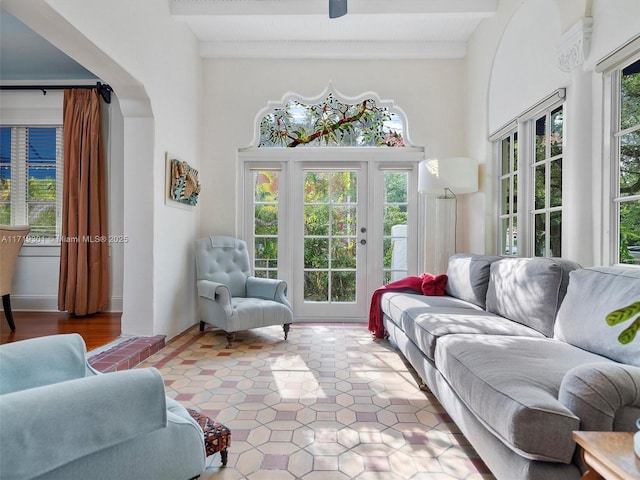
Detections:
[0, 333, 89, 395]
[0, 368, 168, 480]
[558, 362, 640, 431]
[246, 276, 291, 308]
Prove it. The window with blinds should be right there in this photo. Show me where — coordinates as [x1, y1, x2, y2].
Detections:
[0, 125, 63, 241]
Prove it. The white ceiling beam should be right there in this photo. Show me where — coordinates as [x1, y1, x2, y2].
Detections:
[199, 40, 466, 59]
[171, 0, 497, 17]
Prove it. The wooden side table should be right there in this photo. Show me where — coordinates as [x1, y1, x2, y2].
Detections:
[572, 431, 640, 480]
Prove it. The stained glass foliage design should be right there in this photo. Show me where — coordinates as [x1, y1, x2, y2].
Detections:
[259, 94, 405, 148]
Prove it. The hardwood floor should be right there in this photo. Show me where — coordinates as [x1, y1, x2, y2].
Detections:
[0, 311, 121, 351]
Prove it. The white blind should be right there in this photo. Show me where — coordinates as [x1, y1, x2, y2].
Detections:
[4, 125, 63, 239]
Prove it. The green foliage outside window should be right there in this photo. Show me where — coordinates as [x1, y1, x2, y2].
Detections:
[619, 60, 640, 264]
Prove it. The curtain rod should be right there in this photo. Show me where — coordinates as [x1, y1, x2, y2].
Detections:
[0, 82, 112, 104]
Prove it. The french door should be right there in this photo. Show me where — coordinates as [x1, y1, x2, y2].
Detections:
[293, 162, 368, 319]
[241, 149, 423, 322]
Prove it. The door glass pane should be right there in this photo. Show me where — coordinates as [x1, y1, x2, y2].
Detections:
[330, 171, 357, 202]
[332, 238, 356, 269]
[303, 170, 358, 303]
[304, 205, 329, 235]
[305, 172, 328, 202]
[304, 238, 328, 268]
[383, 171, 408, 283]
[331, 271, 356, 301]
[304, 271, 328, 301]
[331, 206, 356, 236]
[253, 170, 279, 278]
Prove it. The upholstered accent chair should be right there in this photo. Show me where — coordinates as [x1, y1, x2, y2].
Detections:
[0, 226, 30, 330]
[0, 334, 206, 480]
[195, 236, 293, 347]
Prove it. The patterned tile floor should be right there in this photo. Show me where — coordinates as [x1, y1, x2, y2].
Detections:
[138, 323, 496, 480]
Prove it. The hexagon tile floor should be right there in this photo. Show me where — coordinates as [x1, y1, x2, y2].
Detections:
[138, 323, 496, 480]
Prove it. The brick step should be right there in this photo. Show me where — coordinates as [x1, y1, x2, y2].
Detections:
[88, 335, 166, 372]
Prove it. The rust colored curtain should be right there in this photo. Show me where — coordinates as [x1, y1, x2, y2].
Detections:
[58, 89, 109, 315]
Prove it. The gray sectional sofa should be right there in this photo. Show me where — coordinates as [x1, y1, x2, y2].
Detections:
[380, 254, 640, 480]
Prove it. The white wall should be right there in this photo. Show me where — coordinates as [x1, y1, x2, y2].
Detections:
[3, 0, 202, 338]
[200, 58, 468, 237]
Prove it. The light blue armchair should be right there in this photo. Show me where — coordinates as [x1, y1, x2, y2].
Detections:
[0, 334, 206, 480]
[195, 236, 293, 347]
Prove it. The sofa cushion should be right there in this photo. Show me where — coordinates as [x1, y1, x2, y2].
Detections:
[485, 257, 580, 337]
[381, 292, 544, 360]
[445, 254, 501, 309]
[554, 266, 640, 366]
[435, 334, 614, 463]
[381, 291, 482, 328]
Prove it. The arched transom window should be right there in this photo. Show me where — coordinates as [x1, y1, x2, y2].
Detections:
[258, 93, 405, 148]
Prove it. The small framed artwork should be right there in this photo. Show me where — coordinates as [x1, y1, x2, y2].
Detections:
[165, 152, 201, 208]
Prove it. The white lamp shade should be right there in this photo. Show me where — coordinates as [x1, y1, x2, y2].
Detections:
[418, 157, 478, 195]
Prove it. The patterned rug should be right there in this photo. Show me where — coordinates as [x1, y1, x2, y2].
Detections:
[138, 323, 495, 480]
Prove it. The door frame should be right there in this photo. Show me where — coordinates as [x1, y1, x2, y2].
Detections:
[238, 147, 425, 322]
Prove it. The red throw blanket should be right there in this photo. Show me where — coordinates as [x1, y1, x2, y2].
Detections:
[368, 273, 448, 339]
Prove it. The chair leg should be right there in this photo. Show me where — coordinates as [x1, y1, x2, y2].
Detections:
[220, 449, 228, 466]
[225, 332, 234, 348]
[2, 294, 15, 331]
[283, 323, 291, 340]
[199, 321, 206, 332]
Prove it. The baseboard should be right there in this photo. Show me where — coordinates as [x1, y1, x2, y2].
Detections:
[10, 295, 123, 313]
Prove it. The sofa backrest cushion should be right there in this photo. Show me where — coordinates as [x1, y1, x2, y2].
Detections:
[445, 254, 501, 308]
[485, 257, 581, 337]
[554, 266, 640, 366]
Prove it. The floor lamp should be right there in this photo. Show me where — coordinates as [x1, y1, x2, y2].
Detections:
[418, 157, 478, 274]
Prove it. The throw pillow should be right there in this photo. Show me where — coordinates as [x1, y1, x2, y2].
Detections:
[421, 273, 447, 296]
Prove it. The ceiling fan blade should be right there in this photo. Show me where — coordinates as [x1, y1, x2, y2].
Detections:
[329, 0, 347, 18]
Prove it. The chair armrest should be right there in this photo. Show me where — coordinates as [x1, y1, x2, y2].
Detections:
[197, 279, 233, 316]
[0, 333, 89, 395]
[246, 276, 291, 308]
[0, 368, 168, 480]
[558, 362, 640, 431]
[197, 279, 230, 301]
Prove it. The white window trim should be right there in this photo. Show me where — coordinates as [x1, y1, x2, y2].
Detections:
[600, 48, 640, 266]
[492, 91, 566, 257]
[1, 91, 64, 248]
